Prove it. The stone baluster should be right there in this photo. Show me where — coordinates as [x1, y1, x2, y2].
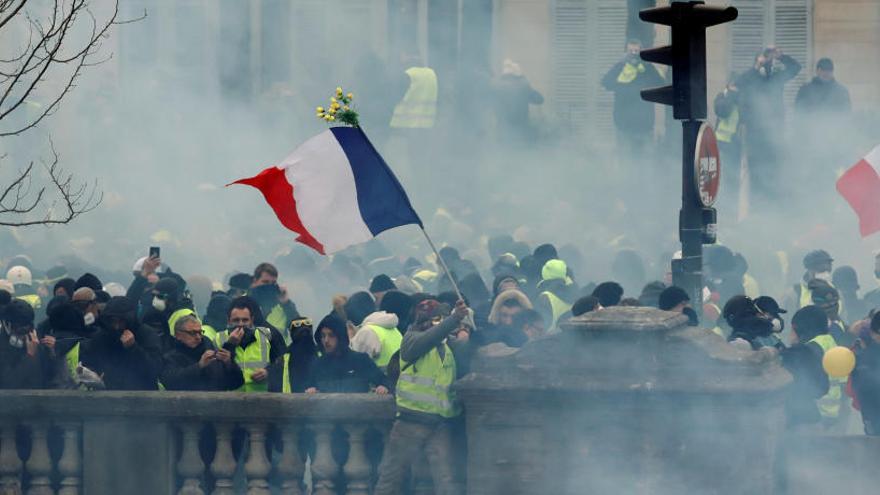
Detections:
[0, 423, 22, 495]
[210, 423, 237, 495]
[57, 422, 82, 495]
[277, 426, 304, 495]
[342, 424, 371, 495]
[243, 423, 271, 495]
[25, 423, 52, 495]
[309, 423, 337, 495]
[177, 423, 205, 495]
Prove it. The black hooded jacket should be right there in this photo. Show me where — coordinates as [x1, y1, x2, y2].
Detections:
[80, 297, 163, 391]
[306, 315, 389, 393]
[160, 338, 244, 391]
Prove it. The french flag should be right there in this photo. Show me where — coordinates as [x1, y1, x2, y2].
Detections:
[836, 145, 880, 237]
[230, 127, 422, 254]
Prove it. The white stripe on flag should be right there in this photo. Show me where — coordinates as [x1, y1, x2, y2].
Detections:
[865, 145, 880, 172]
[281, 130, 372, 253]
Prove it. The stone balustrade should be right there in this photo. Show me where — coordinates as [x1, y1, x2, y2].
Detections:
[0, 391, 395, 495]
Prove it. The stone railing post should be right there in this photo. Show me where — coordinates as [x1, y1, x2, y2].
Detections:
[277, 426, 304, 495]
[243, 423, 271, 495]
[210, 422, 237, 495]
[56, 422, 82, 495]
[310, 423, 337, 495]
[177, 423, 206, 495]
[342, 424, 371, 495]
[0, 423, 22, 495]
[24, 423, 52, 495]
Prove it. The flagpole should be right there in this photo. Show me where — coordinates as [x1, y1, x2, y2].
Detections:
[419, 227, 465, 302]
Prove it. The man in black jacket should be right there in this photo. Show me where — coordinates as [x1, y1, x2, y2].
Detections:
[0, 299, 56, 389]
[305, 314, 389, 394]
[780, 306, 831, 428]
[161, 314, 243, 391]
[80, 296, 163, 391]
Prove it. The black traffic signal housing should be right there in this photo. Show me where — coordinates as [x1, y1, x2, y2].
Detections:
[639, 1, 737, 120]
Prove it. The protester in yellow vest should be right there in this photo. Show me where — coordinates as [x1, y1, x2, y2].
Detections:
[249, 262, 301, 345]
[374, 298, 471, 495]
[7, 266, 41, 311]
[792, 249, 834, 309]
[350, 310, 402, 372]
[214, 296, 286, 393]
[714, 78, 742, 198]
[535, 259, 576, 332]
[390, 52, 438, 129]
[781, 306, 836, 427]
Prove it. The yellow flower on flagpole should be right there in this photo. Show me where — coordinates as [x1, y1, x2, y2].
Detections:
[315, 86, 360, 127]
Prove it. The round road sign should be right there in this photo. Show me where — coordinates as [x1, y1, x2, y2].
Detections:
[694, 123, 721, 207]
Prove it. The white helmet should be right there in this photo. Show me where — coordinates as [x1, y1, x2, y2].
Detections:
[6, 266, 32, 286]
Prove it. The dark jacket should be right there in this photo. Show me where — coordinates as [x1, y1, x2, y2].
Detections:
[307, 317, 387, 393]
[160, 338, 244, 391]
[779, 341, 829, 426]
[735, 54, 801, 134]
[795, 77, 850, 115]
[80, 322, 164, 391]
[287, 324, 318, 393]
[0, 331, 54, 389]
[601, 58, 664, 132]
[492, 73, 544, 140]
[852, 343, 880, 435]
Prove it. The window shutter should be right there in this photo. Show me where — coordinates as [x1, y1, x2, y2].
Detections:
[551, 0, 626, 144]
[772, 0, 813, 108]
[552, 0, 591, 132]
[729, 0, 768, 75]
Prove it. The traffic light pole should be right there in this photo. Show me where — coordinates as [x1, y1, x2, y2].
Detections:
[677, 120, 704, 310]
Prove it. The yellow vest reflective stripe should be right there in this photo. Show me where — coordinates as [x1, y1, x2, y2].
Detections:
[715, 106, 739, 143]
[168, 308, 199, 336]
[809, 334, 844, 418]
[217, 327, 272, 392]
[65, 343, 80, 380]
[16, 294, 41, 310]
[541, 291, 572, 329]
[390, 67, 438, 129]
[266, 304, 291, 344]
[616, 62, 645, 83]
[282, 354, 291, 394]
[397, 344, 460, 418]
[367, 324, 402, 370]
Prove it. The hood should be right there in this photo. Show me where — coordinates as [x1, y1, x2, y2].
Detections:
[488, 289, 533, 325]
[361, 311, 399, 330]
[315, 313, 350, 355]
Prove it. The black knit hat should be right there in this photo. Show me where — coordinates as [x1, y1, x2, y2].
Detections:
[49, 302, 85, 334]
[75, 273, 103, 292]
[228, 273, 253, 291]
[153, 277, 180, 301]
[658, 286, 690, 311]
[2, 298, 34, 327]
[369, 274, 397, 293]
[344, 291, 376, 326]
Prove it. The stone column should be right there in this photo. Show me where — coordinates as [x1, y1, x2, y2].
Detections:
[25, 423, 52, 495]
[309, 423, 337, 495]
[242, 423, 271, 495]
[57, 422, 82, 495]
[210, 423, 237, 495]
[177, 423, 205, 495]
[277, 426, 304, 495]
[0, 423, 22, 495]
[342, 424, 370, 495]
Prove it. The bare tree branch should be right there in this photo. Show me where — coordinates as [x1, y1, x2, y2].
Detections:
[0, 0, 134, 227]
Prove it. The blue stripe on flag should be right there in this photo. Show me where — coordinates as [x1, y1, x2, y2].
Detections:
[330, 127, 423, 235]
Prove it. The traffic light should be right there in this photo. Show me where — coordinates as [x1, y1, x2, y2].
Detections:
[639, 1, 737, 120]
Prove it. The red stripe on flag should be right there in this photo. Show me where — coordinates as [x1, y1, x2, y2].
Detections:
[228, 167, 325, 254]
[836, 159, 880, 237]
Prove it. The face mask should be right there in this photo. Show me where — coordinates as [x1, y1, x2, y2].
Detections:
[772, 318, 784, 333]
[814, 271, 832, 282]
[152, 297, 167, 312]
[84, 312, 96, 326]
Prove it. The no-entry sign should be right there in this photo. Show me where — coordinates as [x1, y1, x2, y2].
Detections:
[694, 123, 721, 207]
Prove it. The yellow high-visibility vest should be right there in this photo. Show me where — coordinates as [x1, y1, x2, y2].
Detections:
[397, 344, 460, 418]
[216, 327, 273, 392]
[810, 334, 845, 419]
[541, 291, 572, 329]
[715, 106, 739, 143]
[390, 67, 438, 129]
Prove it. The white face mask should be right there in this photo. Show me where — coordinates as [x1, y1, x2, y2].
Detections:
[83, 312, 96, 326]
[772, 318, 783, 333]
[814, 271, 832, 282]
[152, 297, 167, 312]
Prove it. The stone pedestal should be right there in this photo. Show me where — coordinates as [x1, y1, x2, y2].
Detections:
[457, 307, 791, 495]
